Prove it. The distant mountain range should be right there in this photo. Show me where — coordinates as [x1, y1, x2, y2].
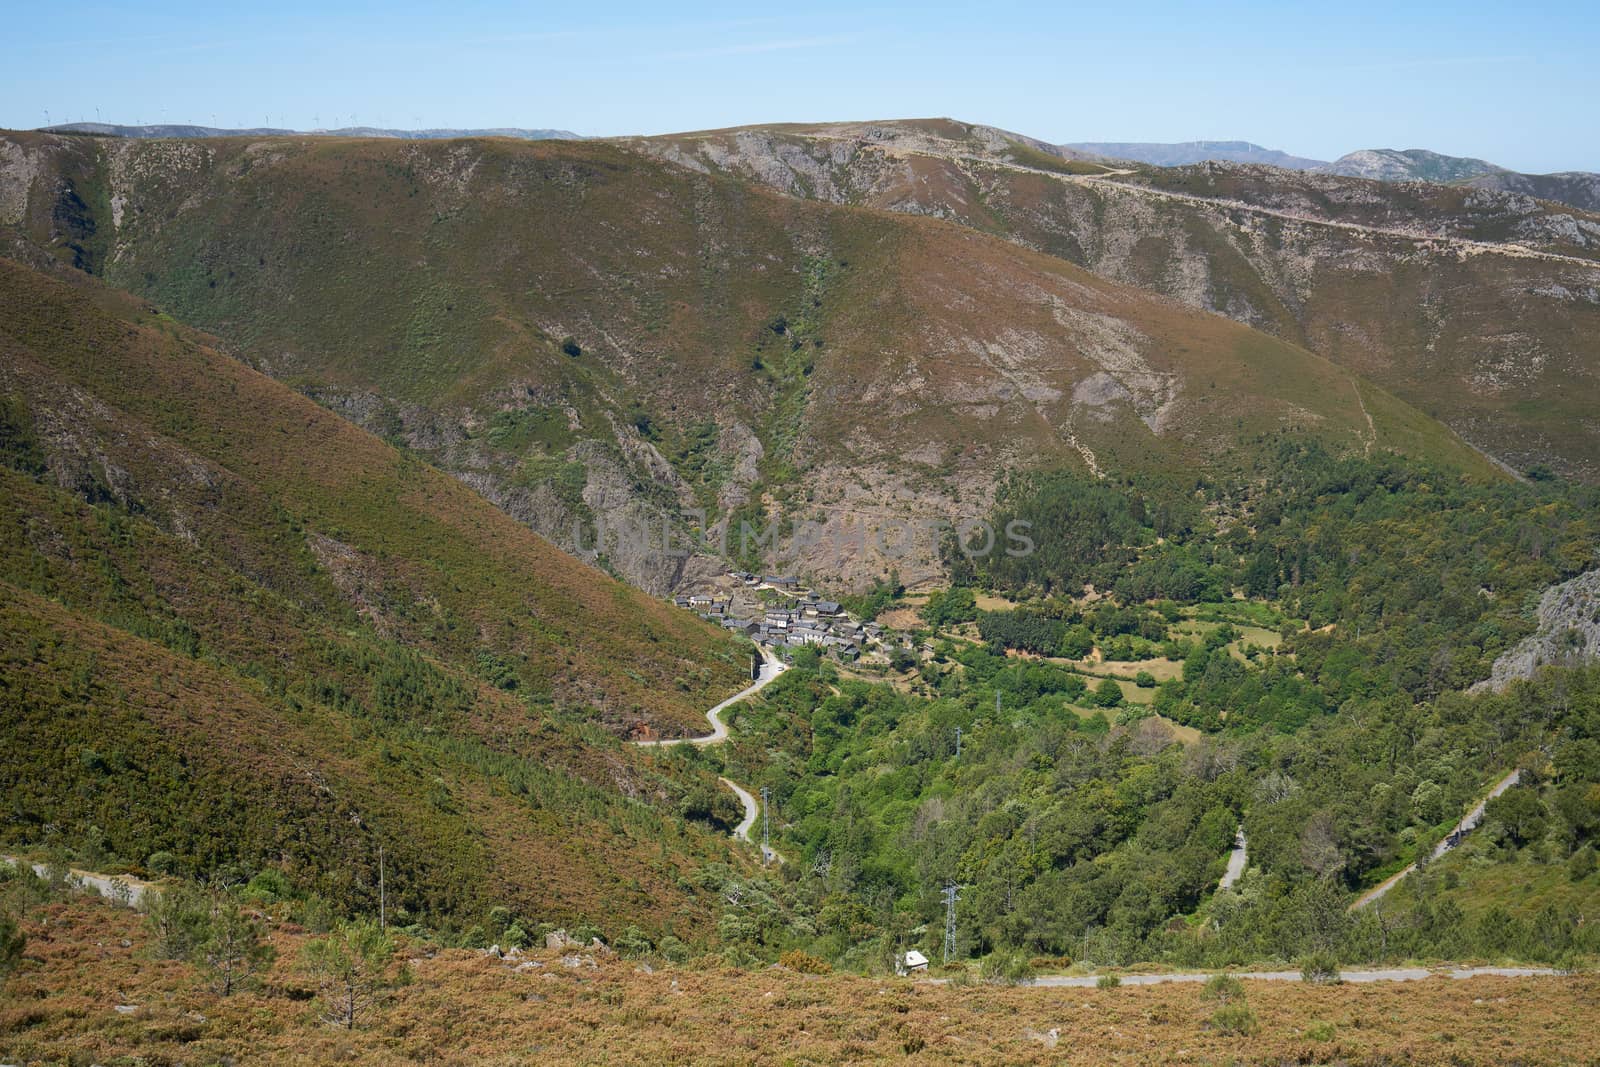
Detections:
[41, 122, 581, 141]
[33, 123, 1599, 213]
[1066, 140, 1328, 170]
[1068, 141, 1599, 212]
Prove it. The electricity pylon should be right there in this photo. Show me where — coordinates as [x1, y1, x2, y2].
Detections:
[942, 882, 961, 963]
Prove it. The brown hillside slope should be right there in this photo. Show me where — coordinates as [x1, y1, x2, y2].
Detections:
[0, 257, 750, 929]
[5, 897, 1598, 1067]
[1, 132, 1499, 588]
[632, 118, 1600, 482]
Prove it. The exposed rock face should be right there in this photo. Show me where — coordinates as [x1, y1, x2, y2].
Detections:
[1472, 569, 1600, 692]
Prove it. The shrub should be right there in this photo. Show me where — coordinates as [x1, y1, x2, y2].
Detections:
[1096, 973, 1121, 989]
[145, 851, 179, 876]
[979, 948, 1033, 985]
[1569, 846, 1597, 882]
[778, 949, 832, 974]
[1303, 1020, 1337, 1041]
[1093, 679, 1124, 708]
[1209, 1003, 1259, 1035]
[0, 910, 24, 983]
[242, 869, 290, 903]
[560, 336, 582, 358]
[1134, 670, 1157, 688]
[1300, 951, 1341, 985]
[658, 935, 691, 964]
[1555, 950, 1591, 975]
[1200, 973, 1244, 1003]
[615, 925, 653, 959]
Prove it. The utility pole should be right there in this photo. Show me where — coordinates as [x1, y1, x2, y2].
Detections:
[378, 844, 386, 930]
[942, 882, 961, 963]
[759, 786, 771, 865]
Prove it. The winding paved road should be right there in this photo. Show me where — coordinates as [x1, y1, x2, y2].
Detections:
[1353, 769, 1522, 909]
[962, 155, 1600, 272]
[1, 856, 156, 907]
[1217, 827, 1248, 891]
[1014, 965, 1560, 988]
[634, 644, 788, 863]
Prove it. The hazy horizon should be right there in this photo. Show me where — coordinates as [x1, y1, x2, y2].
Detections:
[4, 0, 1599, 173]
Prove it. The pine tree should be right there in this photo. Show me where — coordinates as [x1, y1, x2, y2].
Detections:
[201, 897, 275, 996]
[303, 919, 396, 1029]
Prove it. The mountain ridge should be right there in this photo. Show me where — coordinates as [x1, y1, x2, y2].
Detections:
[629, 117, 1600, 482]
[38, 122, 582, 141]
[1065, 140, 1328, 170]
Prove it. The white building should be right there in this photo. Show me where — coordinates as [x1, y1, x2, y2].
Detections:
[896, 950, 929, 976]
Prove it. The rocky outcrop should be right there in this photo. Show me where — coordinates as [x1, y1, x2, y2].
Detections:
[1472, 569, 1600, 692]
[1318, 148, 1503, 183]
[1468, 171, 1600, 214]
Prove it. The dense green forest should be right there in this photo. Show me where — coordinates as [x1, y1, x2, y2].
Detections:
[690, 449, 1600, 972]
[709, 642, 1600, 974]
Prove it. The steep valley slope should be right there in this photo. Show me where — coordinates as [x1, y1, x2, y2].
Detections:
[1, 129, 1500, 590]
[0, 257, 752, 933]
[633, 119, 1600, 484]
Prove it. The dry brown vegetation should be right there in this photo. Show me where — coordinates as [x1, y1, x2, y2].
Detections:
[3, 898, 1596, 1066]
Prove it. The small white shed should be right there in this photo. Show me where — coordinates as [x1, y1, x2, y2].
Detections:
[896, 950, 930, 976]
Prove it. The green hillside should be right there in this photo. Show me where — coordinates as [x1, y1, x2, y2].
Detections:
[0, 258, 749, 935]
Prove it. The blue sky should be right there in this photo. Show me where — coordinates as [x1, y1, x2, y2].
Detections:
[4, 1, 1597, 172]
